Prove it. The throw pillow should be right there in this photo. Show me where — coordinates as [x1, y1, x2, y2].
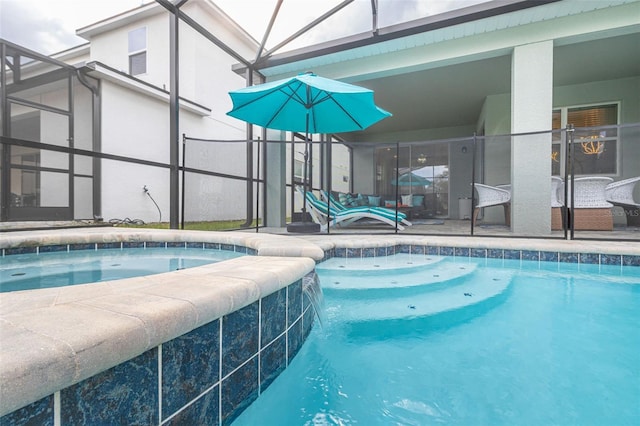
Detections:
[368, 195, 381, 207]
[401, 194, 413, 207]
[412, 195, 424, 207]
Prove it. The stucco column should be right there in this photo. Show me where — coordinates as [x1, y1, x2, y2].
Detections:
[511, 41, 553, 234]
[265, 130, 287, 227]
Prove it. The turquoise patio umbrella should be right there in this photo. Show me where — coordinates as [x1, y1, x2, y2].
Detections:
[227, 72, 391, 134]
[227, 72, 391, 232]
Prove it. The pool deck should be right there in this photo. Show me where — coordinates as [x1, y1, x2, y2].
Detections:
[1, 226, 639, 417]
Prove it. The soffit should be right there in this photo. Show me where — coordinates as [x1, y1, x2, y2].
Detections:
[258, 0, 638, 78]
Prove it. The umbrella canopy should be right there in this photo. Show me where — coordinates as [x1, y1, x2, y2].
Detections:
[227, 72, 391, 134]
[392, 172, 432, 187]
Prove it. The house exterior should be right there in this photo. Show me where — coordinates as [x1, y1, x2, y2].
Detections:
[1, 0, 260, 225]
[1, 0, 639, 237]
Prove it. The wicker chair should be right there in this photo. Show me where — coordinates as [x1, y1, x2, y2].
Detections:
[564, 177, 614, 231]
[473, 183, 511, 226]
[605, 176, 640, 226]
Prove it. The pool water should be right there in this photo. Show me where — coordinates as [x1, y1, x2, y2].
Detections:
[234, 254, 640, 425]
[0, 247, 244, 292]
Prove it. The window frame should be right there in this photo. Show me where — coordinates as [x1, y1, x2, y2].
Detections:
[552, 101, 620, 177]
[128, 27, 147, 76]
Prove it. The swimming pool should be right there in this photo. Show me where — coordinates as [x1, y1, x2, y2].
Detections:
[234, 253, 640, 425]
[0, 247, 245, 292]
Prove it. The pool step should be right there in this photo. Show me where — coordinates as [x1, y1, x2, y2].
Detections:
[317, 256, 476, 291]
[317, 253, 445, 275]
[326, 268, 513, 323]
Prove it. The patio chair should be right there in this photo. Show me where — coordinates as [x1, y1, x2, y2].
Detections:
[605, 176, 640, 226]
[299, 188, 411, 231]
[472, 183, 511, 227]
[565, 176, 613, 230]
[319, 190, 409, 223]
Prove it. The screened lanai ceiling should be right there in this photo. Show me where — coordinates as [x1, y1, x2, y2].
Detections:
[219, 0, 639, 139]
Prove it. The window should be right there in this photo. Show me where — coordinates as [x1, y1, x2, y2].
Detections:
[128, 28, 147, 76]
[552, 103, 618, 176]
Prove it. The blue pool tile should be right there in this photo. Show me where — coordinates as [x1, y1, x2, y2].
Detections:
[426, 246, 439, 256]
[334, 247, 346, 258]
[204, 242, 221, 250]
[39, 244, 67, 253]
[622, 255, 640, 267]
[246, 248, 258, 256]
[487, 249, 503, 259]
[61, 348, 158, 425]
[220, 243, 234, 252]
[454, 247, 470, 257]
[521, 250, 540, 261]
[97, 242, 122, 250]
[345, 248, 362, 258]
[69, 243, 95, 251]
[166, 242, 185, 248]
[600, 254, 621, 266]
[261, 288, 287, 347]
[222, 302, 259, 377]
[122, 241, 144, 249]
[287, 280, 303, 327]
[540, 251, 558, 262]
[144, 241, 165, 248]
[362, 247, 376, 258]
[579, 253, 599, 265]
[165, 385, 218, 426]
[260, 335, 286, 392]
[410, 245, 425, 255]
[387, 246, 396, 256]
[397, 245, 410, 254]
[504, 250, 520, 260]
[5, 246, 38, 255]
[221, 357, 258, 426]
[303, 307, 315, 339]
[559, 252, 579, 263]
[162, 320, 220, 420]
[470, 248, 486, 258]
[235, 245, 248, 254]
[440, 247, 454, 257]
[287, 318, 303, 362]
[0, 394, 54, 426]
[186, 242, 203, 249]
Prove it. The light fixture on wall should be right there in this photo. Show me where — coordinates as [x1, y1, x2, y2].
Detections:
[461, 146, 468, 154]
[580, 135, 604, 155]
[417, 154, 427, 164]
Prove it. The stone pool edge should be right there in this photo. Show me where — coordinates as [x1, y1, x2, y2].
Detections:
[0, 229, 323, 421]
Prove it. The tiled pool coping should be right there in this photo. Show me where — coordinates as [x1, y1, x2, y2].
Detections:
[0, 229, 323, 422]
[297, 234, 640, 266]
[1, 229, 638, 422]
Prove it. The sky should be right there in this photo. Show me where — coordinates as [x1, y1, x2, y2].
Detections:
[0, 0, 491, 56]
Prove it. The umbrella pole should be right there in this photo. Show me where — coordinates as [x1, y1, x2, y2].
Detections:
[302, 128, 309, 222]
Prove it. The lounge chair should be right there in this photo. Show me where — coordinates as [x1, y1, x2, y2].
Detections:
[472, 183, 511, 227]
[605, 176, 640, 226]
[319, 190, 409, 222]
[299, 188, 411, 231]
